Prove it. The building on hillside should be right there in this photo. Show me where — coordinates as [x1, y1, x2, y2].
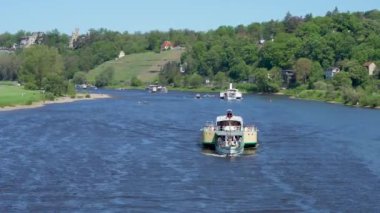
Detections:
[363, 62, 377, 76]
[179, 64, 185, 73]
[19, 32, 44, 48]
[281, 69, 296, 88]
[118, 51, 125, 59]
[324, 67, 340, 79]
[69, 28, 80, 49]
[69, 28, 88, 49]
[161, 41, 173, 51]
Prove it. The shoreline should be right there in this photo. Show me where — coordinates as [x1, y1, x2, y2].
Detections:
[287, 95, 380, 110]
[0, 93, 111, 112]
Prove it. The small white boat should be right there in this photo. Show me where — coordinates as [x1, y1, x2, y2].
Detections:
[220, 83, 242, 100]
[147, 85, 168, 93]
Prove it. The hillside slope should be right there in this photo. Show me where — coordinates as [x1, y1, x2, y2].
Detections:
[87, 49, 183, 85]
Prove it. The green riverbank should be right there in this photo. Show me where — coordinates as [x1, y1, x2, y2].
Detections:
[0, 85, 43, 107]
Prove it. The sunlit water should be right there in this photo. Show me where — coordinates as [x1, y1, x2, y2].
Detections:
[1, 90, 380, 212]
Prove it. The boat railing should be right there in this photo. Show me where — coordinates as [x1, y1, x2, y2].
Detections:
[202, 121, 216, 131]
[244, 125, 258, 132]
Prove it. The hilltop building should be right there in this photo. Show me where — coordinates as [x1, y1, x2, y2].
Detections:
[363, 62, 377, 76]
[161, 41, 173, 51]
[69, 28, 88, 49]
[19, 32, 44, 48]
[69, 28, 80, 49]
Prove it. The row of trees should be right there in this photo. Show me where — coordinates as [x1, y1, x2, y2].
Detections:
[181, 9, 380, 82]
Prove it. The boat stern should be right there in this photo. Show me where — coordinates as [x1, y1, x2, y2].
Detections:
[243, 127, 258, 147]
[201, 127, 216, 146]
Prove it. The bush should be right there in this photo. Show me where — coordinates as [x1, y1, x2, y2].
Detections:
[95, 67, 114, 88]
[130, 76, 142, 87]
[43, 74, 67, 96]
[236, 83, 257, 92]
[24, 82, 38, 90]
[188, 73, 203, 88]
[325, 90, 340, 102]
[44, 92, 55, 101]
[360, 95, 380, 108]
[72, 71, 87, 85]
[297, 90, 325, 100]
[313, 81, 328, 90]
[67, 82, 76, 97]
[85, 93, 91, 98]
[341, 87, 359, 105]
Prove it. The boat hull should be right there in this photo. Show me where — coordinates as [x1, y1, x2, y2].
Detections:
[201, 129, 258, 148]
[215, 142, 244, 156]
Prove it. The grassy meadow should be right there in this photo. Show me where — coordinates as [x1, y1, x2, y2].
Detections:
[87, 49, 183, 85]
[0, 84, 43, 107]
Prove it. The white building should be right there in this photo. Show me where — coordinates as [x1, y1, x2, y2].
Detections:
[325, 67, 340, 79]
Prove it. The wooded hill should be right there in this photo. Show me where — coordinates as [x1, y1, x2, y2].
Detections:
[0, 8, 379, 105]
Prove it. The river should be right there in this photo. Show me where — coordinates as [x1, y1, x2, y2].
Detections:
[1, 90, 380, 212]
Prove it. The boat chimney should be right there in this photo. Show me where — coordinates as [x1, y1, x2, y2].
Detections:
[229, 83, 232, 89]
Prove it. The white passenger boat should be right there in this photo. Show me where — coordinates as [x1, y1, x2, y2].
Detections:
[220, 83, 242, 100]
[201, 110, 258, 156]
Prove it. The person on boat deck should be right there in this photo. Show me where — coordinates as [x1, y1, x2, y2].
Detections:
[226, 110, 233, 119]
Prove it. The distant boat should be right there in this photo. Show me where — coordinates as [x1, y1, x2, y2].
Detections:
[220, 83, 242, 100]
[202, 94, 215, 98]
[195, 93, 201, 99]
[201, 109, 258, 156]
[147, 85, 168, 93]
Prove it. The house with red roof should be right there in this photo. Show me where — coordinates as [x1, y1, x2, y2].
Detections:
[161, 41, 173, 51]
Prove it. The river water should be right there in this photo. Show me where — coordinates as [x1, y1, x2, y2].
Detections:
[1, 90, 380, 212]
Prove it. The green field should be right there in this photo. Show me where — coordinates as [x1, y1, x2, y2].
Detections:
[87, 49, 183, 85]
[0, 85, 43, 107]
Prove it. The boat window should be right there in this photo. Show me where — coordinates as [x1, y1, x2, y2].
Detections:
[217, 121, 241, 126]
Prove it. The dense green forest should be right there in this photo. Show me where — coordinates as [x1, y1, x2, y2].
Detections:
[0, 8, 380, 106]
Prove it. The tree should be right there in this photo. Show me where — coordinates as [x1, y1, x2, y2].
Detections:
[188, 73, 203, 88]
[309, 61, 324, 83]
[297, 35, 334, 68]
[43, 73, 67, 96]
[260, 33, 301, 69]
[213, 72, 227, 88]
[130, 76, 142, 87]
[158, 61, 182, 86]
[0, 54, 20, 81]
[63, 55, 80, 80]
[347, 63, 369, 87]
[228, 58, 249, 81]
[19, 45, 64, 90]
[283, 12, 304, 33]
[241, 44, 259, 65]
[331, 72, 352, 89]
[252, 68, 280, 93]
[95, 67, 114, 87]
[294, 58, 313, 84]
[72, 71, 87, 85]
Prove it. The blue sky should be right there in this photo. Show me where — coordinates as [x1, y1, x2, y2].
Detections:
[2, 0, 379, 34]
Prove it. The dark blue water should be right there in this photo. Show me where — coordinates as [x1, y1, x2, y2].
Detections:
[1, 90, 380, 212]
